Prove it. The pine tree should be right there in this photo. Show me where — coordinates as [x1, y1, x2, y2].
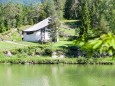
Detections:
[105, 0, 115, 33]
[90, 1, 97, 28]
[64, 0, 79, 19]
[48, 0, 60, 42]
[0, 22, 6, 33]
[4, 19, 11, 31]
[39, 4, 47, 21]
[49, 16, 60, 42]
[79, 0, 91, 41]
[53, 0, 66, 19]
[64, 0, 74, 19]
[29, 19, 34, 25]
[12, 19, 16, 28]
[15, 15, 23, 28]
[23, 16, 28, 25]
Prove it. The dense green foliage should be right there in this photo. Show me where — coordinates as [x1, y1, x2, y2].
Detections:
[0, 2, 38, 32]
[0, 0, 65, 33]
[75, 32, 115, 57]
[73, 0, 115, 57]
[77, 0, 115, 37]
[64, 0, 75, 19]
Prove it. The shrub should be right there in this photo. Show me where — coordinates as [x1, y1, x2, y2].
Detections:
[74, 32, 115, 57]
[43, 47, 52, 56]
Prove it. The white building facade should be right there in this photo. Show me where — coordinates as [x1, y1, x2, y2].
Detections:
[23, 18, 51, 42]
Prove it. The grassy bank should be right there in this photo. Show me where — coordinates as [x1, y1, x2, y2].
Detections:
[0, 57, 114, 65]
[0, 41, 40, 51]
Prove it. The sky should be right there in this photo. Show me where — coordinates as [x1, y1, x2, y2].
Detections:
[0, 0, 43, 5]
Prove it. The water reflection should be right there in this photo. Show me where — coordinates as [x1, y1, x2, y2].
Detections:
[0, 64, 115, 86]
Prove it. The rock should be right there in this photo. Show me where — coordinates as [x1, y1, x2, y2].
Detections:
[52, 52, 58, 58]
[60, 54, 65, 58]
[0, 38, 3, 41]
[6, 51, 12, 57]
[52, 51, 65, 58]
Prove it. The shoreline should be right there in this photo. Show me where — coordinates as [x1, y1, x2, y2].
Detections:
[0, 57, 114, 65]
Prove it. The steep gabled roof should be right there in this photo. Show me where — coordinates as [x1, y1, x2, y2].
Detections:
[23, 17, 50, 32]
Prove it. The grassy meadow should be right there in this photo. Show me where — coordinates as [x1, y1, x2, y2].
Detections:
[0, 20, 76, 51]
[0, 41, 37, 51]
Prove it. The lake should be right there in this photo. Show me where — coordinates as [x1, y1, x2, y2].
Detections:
[0, 64, 115, 86]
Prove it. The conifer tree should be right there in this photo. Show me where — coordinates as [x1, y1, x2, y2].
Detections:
[23, 16, 28, 25]
[4, 19, 11, 31]
[78, 0, 91, 41]
[0, 22, 6, 32]
[15, 15, 23, 28]
[64, 0, 75, 19]
[105, 0, 115, 33]
[53, 0, 66, 19]
[29, 19, 34, 25]
[48, 0, 60, 42]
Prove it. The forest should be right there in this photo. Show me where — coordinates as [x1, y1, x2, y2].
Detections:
[0, 0, 115, 58]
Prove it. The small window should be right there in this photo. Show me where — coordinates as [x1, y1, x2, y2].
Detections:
[26, 31, 34, 35]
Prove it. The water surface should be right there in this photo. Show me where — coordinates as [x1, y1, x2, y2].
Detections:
[0, 64, 115, 86]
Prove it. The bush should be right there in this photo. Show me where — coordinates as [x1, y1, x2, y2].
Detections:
[74, 32, 115, 57]
[0, 52, 5, 58]
[68, 36, 78, 41]
[43, 47, 52, 56]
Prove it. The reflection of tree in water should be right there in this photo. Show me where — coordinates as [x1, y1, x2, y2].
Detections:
[51, 65, 60, 86]
[0, 65, 115, 86]
[19, 77, 50, 86]
[51, 65, 115, 86]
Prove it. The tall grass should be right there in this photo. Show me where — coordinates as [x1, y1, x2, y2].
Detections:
[0, 56, 115, 65]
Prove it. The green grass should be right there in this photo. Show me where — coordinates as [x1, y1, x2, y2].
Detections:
[46, 41, 73, 51]
[17, 41, 41, 46]
[11, 32, 22, 41]
[0, 57, 114, 65]
[0, 40, 73, 51]
[61, 20, 79, 23]
[53, 41, 72, 47]
[60, 28, 75, 36]
[0, 41, 25, 51]
[59, 19, 78, 36]
[0, 41, 40, 51]
[0, 57, 78, 64]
